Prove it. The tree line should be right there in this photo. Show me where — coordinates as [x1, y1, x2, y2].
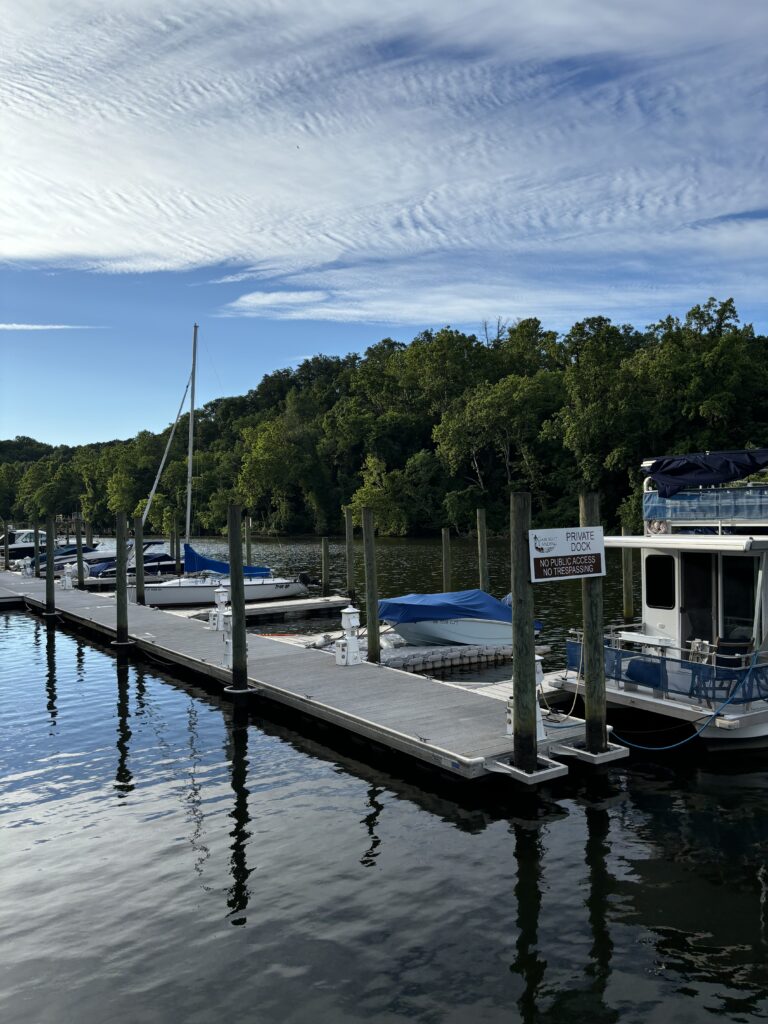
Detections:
[1, 298, 765, 537]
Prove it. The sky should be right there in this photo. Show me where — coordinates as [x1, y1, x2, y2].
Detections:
[1, 0, 766, 446]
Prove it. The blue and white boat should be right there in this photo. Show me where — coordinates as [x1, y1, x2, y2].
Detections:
[379, 589, 541, 647]
[549, 449, 768, 748]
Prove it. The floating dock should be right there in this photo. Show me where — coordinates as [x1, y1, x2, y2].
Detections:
[0, 571, 623, 785]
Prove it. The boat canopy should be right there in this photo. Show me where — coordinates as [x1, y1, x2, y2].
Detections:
[644, 449, 768, 498]
[183, 543, 270, 578]
[379, 589, 536, 626]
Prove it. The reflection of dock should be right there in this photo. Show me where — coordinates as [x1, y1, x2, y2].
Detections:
[0, 570, 595, 786]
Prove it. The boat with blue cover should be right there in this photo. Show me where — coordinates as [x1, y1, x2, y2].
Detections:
[548, 449, 768, 748]
[379, 589, 542, 647]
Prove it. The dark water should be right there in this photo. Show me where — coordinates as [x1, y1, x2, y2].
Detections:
[4, 542, 768, 1023]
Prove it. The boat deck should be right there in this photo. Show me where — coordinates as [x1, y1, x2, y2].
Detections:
[0, 571, 598, 783]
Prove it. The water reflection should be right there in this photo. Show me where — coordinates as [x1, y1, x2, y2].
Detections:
[510, 822, 546, 1023]
[359, 784, 385, 867]
[225, 707, 252, 925]
[45, 622, 57, 730]
[114, 657, 133, 795]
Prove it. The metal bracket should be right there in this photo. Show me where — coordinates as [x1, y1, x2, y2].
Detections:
[485, 755, 568, 785]
[549, 740, 628, 764]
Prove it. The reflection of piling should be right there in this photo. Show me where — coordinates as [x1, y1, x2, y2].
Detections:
[345, 507, 356, 603]
[115, 511, 130, 644]
[133, 515, 145, 605]
[321, 536, 330, 596]
[45, 515, 56, 616]
[621, 527, 634, 621]
[442, 527, 452, 592]
[511, 822, 545, 1023]
[477, 508, 490, 592]
[510, 493, 538, 774]
[45, 622, 58, 728]
[227, 504, 248, 692]
[34, 521, 41, 577]
[362, 507, 380, 664]
[75, 514, 85, 589]
[115, 657, 134, 795]
[580, 493, 607, 754]
[226, 709, 251, 924]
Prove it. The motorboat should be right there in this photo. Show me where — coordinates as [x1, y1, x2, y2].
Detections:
[547, 449, 768, 748]
[87, 542, 176, 579]
[133, 574, 309, 608]
[378, 589, 542, 646]
[1, 527, 48, 560]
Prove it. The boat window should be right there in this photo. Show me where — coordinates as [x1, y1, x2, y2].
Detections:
[722, 555, 757, 641]
[645, 554, 676, 609]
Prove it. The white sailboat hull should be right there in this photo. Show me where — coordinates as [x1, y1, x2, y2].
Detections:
[133, 576, 309, 608]
[390, 618, 514, 646]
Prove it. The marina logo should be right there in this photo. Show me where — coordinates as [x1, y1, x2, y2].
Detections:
[532, 534, 556, 554]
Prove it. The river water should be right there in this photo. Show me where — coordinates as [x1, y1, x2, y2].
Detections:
[3, 538, 768, 1022]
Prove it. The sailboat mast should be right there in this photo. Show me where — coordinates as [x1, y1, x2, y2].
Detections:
[185, 323, 198, 546]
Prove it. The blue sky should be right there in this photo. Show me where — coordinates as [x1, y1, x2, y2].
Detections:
[2, 0, 767, 446]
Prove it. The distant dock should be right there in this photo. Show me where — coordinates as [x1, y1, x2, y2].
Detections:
[0, 570, 611, 785]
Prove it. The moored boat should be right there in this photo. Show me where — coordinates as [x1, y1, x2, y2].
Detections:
[379, 589, 542, 646]
[547, 449, 768, 748]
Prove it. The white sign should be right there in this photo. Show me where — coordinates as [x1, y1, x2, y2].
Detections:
[528, 526, 605, 582]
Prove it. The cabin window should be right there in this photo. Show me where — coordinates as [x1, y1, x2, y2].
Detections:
[645, 554, 676, 609]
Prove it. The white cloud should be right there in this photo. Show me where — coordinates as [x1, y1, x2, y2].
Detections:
[2, 0, 766, 324]
[0, 323, 94, 330]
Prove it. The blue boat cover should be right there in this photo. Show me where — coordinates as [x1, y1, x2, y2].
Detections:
[379, 588, 542, 629]
[645, 449, 768, 498]
[183, 544, 271, 577]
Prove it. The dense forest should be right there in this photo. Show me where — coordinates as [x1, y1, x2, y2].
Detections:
[1, 298, 766, 537]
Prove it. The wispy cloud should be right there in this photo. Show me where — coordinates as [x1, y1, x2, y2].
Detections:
[2, 1, 766, 325]
[0, 323, 96, 330]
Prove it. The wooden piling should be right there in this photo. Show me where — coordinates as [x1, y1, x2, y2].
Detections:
[75, 514, 85, 589]
[115, 511, 129, 644]
[477, 508, 489, 592]
[344, 507, 356, 603]
[85, 520, 93, 547]
[2, 521, 9, 571]
[580, 492, 607, 754]
[45, 514, 56, 615]
[442, 527, 451, 592]
[621, 527, 634, 621]
[321, 536, 330, 596]
[34, 522, 40, 577]
[133, 514, 145, 605]
[174, 519, 181, 575]
[362, 507, 380, 664]
[227, 504, 248, 691]
[510, 492, 538, 773]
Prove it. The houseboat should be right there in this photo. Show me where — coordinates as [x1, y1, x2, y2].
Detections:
[547, 449, 768, 748]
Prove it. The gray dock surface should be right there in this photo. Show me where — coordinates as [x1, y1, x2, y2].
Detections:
[0, 571, 588, 781]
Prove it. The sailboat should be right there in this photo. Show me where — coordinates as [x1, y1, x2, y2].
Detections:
[132, 324, 309, 608]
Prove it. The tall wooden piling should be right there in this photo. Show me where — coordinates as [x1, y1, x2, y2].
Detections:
[621, 527, 634, 621]
[75, 514, 85, 589]
[85, 520, 93, 547]
[580, 492, 607, 754]
[115, 511, 129, 645]
[362, 507, 380, 664]
[133, 514, 145, 605]
[227, 504, 248, 691]
[344, 507, 356, 603]
[477, 508, 490, 592]
[2, 521, 9, 570]
[174, 519, 181, 575]
[321, 537, 330, 596]
[442, 527, 452, 593]
[510, 492, 538, 773]
[34, 522, 41, 577]
[45, 514, 56, 615]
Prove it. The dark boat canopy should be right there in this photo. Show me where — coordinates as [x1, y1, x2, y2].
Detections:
[644, 449, 768, 498]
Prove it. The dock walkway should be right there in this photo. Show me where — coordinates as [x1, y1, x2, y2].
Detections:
[0, 571, 599, 784]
